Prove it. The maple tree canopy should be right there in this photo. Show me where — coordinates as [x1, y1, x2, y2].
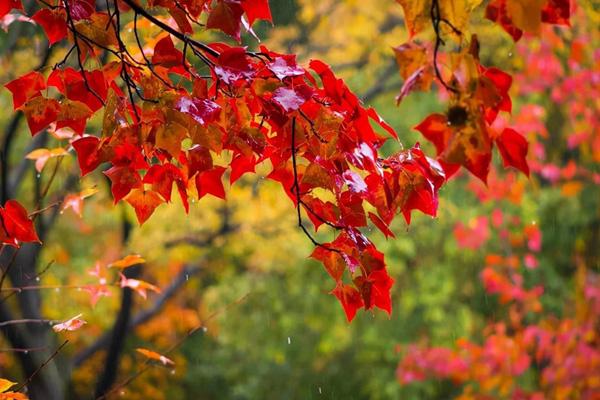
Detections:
[1, 0, 569, 321]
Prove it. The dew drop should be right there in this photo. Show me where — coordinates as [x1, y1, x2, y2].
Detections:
[23, 350, 28, 354]
[185, 274, 189, 281]
[202, 326, 207, 332]
[287, 336, 291, 345]
[36, 174, 41, 179]
[35, 277, 40, 282]
[508, 52, 513, 57]
[170, 369, 175, 375]
[318, 387, 322, 395]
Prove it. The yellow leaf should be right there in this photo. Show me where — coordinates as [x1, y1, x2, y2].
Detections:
[439, 0, 482, 35]
[0, 379, 16, 393]
[395, 0, 431, 37]
[74, 13, 118, 48]
[506, 0, 546, 34]
[25, 147, 68, 172]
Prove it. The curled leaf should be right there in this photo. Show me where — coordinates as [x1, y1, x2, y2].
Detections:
[52, 314, 86, 332]
[136, 348, 175, 366]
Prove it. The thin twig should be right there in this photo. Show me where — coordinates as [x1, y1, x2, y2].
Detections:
[14, 340, 69, 392]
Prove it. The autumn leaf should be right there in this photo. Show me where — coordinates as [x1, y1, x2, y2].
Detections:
[0, 379, 16, 394]
[61, 187, 98, 217]
[103, 166, 143, 203]
[195, 166, 227, 200]
[19, 96, 60, 135]
[136, 348, 175, 366]
[4, 71, 45, 110]
[206, 0, 244, 41]
[267, 56, 305, 81]
[31, 8, 67, 45]
[0, 0, 23, 18]
[71, 136, 102, 176]
[272, 86, 311, 112]
[52, 314, 87, 332]
[25, 147, 68, 173]
[495, 128, 529, 176]
[0, 377, 27, 400]
[331, 283, 364, 322]
[120, 274, 161, 299]
[241, 0, 272, 25]
[109, 254, 146, 269]
[0, 200, 40, 246]
[125, 189, 164, 224]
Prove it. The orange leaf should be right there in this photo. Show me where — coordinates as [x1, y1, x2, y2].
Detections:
[135, 348, 174, 366]
[125, 189, 163, 224]
[109, 254, 146, 269]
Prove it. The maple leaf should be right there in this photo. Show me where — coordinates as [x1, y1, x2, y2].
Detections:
[229, 153, 256, 184]
[136, 348, 175, 366]
[0, 0, 23, 18]
[0, 200, 40, 246]
[73, 12, 118, 49]
[119, 274, 161, 299]
[71, 136, 102, 176]
[68, 0, 95, 20]
[355, 268, 394, 315]
[395, 0, 430, 37]
[240, 0, 272, 25]
[186, 145, 214, 178]
[214, 47, 255, 84]
[485, 0, 523, 41]
[25, 147, 68, 173]
[415, 111, 492, 183]
[272, 86, 311, 112]
[61, 187, 98, 217]
[152, 35, 185, 68]
[125, 189, 164, 224]
[495, 128, 529, 176]
[267, 56, 305, 81]
[52, 314, 87, 332]
[19, 96, 60, 135]
[195, 166, 227, 200]
[84, 284, 111, 307]
[104, 166, 143, 203]
[47, 68, 108, 112]
[331, 283, 364, 322]
[368, 212, 395, 239]
[206, 0, 244, 40]
[4, 71, 46, 110]
[109, 254, 146, 269]
[31, 8, 67, 45]
[175, 96, 221, 126]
